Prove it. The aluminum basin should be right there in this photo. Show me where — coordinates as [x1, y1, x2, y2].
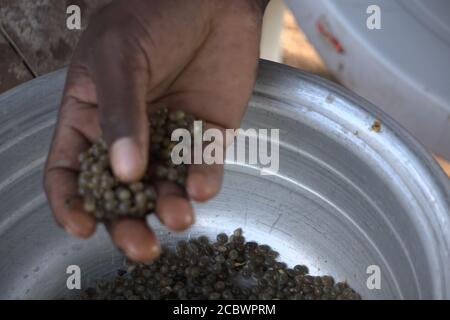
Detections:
[0, 60, 449, 299]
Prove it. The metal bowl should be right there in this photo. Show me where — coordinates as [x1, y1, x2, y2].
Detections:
[0, 60, 449, 299]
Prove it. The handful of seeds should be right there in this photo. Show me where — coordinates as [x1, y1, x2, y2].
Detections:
[80, 229, 361, 300]
[78, 108, 196, 220]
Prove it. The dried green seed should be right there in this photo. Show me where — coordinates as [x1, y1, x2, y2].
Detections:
[83, 198, 96, 212]
[79, 228, 360, 301]
[116, 188, 131, 201]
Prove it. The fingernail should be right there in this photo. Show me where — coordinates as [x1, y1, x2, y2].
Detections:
[150, 243, 161, 258]
[110, 137, 144, 182]
[126, 242, 161, 263]
[64, 217, 95, 239]
[64, 225, 77, 237]
[184, 211, 194, 226]
[187, 172, 216, 201]
[164, 208, 194, 230]
[186, 172, 203, 198]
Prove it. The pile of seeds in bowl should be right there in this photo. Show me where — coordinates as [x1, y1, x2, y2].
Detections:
[80, 229, 361, 300]
[78, 108, 196, 220]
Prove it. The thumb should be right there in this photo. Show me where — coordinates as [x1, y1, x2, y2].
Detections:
[91, 45, 150, 183]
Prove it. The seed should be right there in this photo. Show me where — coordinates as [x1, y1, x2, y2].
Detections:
[303, 275, 314, 285]
[134, 192, 147, 208]
[103, 190, 115, 201]
[294, 265, 309, 274]
[259, 291, 273, 300]
[198, 236, 209, 245]
[77, 109, 194, 221]
[222, 290, 234, 300]
[89, 144, 100, 157]
[335, 282, 348, 293]
[217, 245, 227, 253]
[169, 110, 185, 121]
[304, 293, 315, 300]
[104, 200, 117, 212]
[241, 267, 251, 278]
[233, 228, 243, 237]
[198, 256, 210, 268]
[130, 182, 144, 192]
[78, 228, 361, 300]
[78, 176, 89, 189]
[160, 286, 172, 296]
[313, 286, 323, 297]
[214, 281, 225, 291]
[100, 175, 114, 189]
[228, 250, 239, 260]
[156, 165, 168, 178]
[98, 154, 109, 167]
[144, 187, 157, 200]
[302, 285, 313, 294]
[321, 275, 335, 287]
[98, 139, 107, 150]
[160, 277, 173, 287]
[83, 198, 96, 212]
[278, 272, 289, 284]
[215, 255, 225, 264]
[268, 250, 279, 259]
[118, 201, 131, 214]
[230, 235, 244, 244]
[191, 267, 200, 277]
[209, 292, 221, 300]
[91, 163, 103, 174]
[292, 293, 303, 300]
[245, 241, 258, 252]
[90, 174, 100, 188]
[211, 263, 222, 273]
[201, 286, 213, 296]
[116, 188, 131, 201]
[167, 168, 178, 181]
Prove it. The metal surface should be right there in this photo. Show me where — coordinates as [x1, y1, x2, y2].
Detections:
[0, 60, 449, 299]
[285, 0, 450, 160]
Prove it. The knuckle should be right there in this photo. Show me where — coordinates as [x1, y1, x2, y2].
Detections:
[99, 110, 123, 131]
[93, 26, 127, 55]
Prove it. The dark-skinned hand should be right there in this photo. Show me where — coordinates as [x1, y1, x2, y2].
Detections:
[44, 0, 267, 262]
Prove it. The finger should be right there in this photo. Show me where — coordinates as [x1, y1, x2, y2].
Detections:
[187, 123, 227, 202]
[155, 181, 194, 231]
[106, 219, 161, 262]
[90, 38, 150, 183]
[187, 163, 224, 202]
[44, 100, 99, 238]
[44, 169, 96, 238]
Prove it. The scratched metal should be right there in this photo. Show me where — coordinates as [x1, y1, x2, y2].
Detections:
[0, 61, 449, 299]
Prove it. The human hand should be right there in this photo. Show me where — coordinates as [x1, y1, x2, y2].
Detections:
[44, 0, 266, 262]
